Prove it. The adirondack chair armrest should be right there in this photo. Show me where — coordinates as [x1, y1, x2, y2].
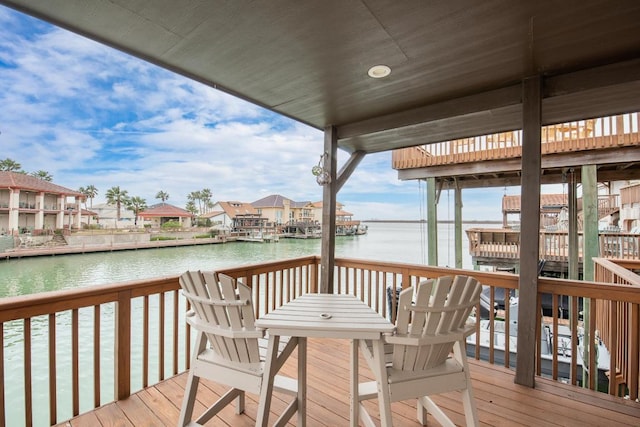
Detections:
[385, 330, 468, 346]
[182, 292, 251, 307]
[185, 312, 265, 339]
[461, 323, 477, 338]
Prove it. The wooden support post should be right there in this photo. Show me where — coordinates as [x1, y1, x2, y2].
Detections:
[568, 169, 579, 341]
[426, 178, 438, 266]
[582, 165, 598, 282]
[454, 183, 463, 269]
[115, 289, 132, 400]
[320, 126, 338, 294]
[581, 164, 598, 386]
[515, 75, 542, 388]
[568, 169, 579, 280]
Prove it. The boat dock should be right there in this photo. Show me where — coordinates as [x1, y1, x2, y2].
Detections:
[0, 236, 231, 259]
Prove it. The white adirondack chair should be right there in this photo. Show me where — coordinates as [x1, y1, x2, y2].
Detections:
[358, 275, 482, 427]
[178, 271, 299, 426]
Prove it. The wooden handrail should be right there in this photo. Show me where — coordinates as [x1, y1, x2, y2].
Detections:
[0, 256, 639, 425]
[392, 113, 640, 169]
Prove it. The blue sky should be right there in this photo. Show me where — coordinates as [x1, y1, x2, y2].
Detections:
[0, 6, 517, 221]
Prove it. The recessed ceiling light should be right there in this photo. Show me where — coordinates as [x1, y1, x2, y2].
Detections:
[367, 65, 391, 79]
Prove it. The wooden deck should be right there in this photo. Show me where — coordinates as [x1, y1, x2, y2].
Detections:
[56, 338, 640, 427]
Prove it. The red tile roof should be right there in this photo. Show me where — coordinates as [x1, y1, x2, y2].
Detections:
[139, 203, 192, 218]
[217, 201, 258, 218]
[0, 171, 83, 196]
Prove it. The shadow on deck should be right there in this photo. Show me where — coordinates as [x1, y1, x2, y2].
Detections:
[56, 338, 640, 427]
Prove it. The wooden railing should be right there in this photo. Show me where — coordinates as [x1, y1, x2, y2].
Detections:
[1, 256, 640, 425]
[467, 228, 640, 262]
[392, 113, 640, 169]
[594, 258, 640, 399]
[0, 276, 189, 427]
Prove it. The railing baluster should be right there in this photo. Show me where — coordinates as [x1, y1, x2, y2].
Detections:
[609, 300, 618, 395]
[552, 296, 559, 380]
[24, 318, 32, 427]
[48, 314, 56, 425]
[173, 290, 179, 376]
[93, 306, 100, 408]
[570, 296, 578, 386]
[159, 292, 165, 381]
[143, 295, 149, 387]
[72, 308, 79, 416]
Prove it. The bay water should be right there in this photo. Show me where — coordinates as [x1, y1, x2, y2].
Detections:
[0, 221, 494, 425]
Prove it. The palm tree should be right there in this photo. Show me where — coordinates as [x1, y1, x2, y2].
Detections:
[155, 191, 169, 205]
[105, 186, 130, 222]
[31, 170, 53, 181]
[185, 200, 198, 216]
[201, 188, 212, 213]
[84, 185, 98, 209]
[0, 158, 22, 172]
[126, 196, 147, 226]
[78, 185, 98, 225]
[188, 191, 203, 214]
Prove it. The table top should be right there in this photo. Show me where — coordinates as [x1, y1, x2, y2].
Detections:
[255, 293, 395, 339]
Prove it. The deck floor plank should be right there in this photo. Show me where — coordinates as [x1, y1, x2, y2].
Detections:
[93, 402, 134, 427]
[55, 338, 640, 426]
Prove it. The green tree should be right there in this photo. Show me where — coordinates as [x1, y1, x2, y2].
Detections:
[188, 190, 203, 214]
[78, 185, 98, 225]
[105, 186, 130, 222]
[155, 190, 169, 204]
[201, 188, 212, 213]
[0, 158, 22, 172]
[187, 188, 214, 215]
[126, 196, 147, 226]
[185, 200, 198, 216]
[31, 170, 53, 181]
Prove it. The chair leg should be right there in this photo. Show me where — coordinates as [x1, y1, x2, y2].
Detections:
[235, 390, 245, 415]
[454, 341, 479, 427]
[461, 384, 479, 427]
[178, 370, 200, 427]
[371, 339, 393, 427]
[417, 398, 427, 425]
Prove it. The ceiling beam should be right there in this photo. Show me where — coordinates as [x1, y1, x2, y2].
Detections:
[337, 59, 640, 146]
[337, 85, 522, 140]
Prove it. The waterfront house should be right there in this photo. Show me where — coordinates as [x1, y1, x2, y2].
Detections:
[90, 202, 136, 229]
[252, 194, 314, 226]
[0, 171, 83, 235]
[0, 2, 639, 426]
[138, 203, 193, 228]
[206, 201, 267, 234]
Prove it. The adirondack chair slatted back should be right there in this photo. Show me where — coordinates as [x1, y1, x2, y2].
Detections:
[179, 270, 260, 364]
[393, 275, 482, 371]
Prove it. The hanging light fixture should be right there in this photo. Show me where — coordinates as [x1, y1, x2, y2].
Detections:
[311, 153, 331, 185]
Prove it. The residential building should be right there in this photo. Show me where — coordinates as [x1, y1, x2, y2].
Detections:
[139, 203, 193, 228]
[206, 201, 265, 231]
[0, 171, 84, 234]
[252, 194, 316, 226]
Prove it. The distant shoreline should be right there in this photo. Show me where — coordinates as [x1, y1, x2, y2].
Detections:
[363, 219, 502, 224]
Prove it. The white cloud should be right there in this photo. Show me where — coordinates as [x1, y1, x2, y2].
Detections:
[0, 7, 513, 222]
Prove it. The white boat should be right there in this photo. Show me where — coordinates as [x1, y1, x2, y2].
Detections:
[355, 224, 368, 235]
[466, 298, 611, 388]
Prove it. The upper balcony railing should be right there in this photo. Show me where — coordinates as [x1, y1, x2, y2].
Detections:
[467, 228, 640, 262]
[0, 256, 639, 426]
[392, 113, 640, 170]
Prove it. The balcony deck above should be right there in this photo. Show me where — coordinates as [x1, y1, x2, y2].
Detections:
[393, 113, 640, 188]
[56, 337, 640, 427]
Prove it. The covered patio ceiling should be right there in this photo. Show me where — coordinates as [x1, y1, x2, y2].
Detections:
[3, 0, 639, 391]
[2, 0, 640, 154]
